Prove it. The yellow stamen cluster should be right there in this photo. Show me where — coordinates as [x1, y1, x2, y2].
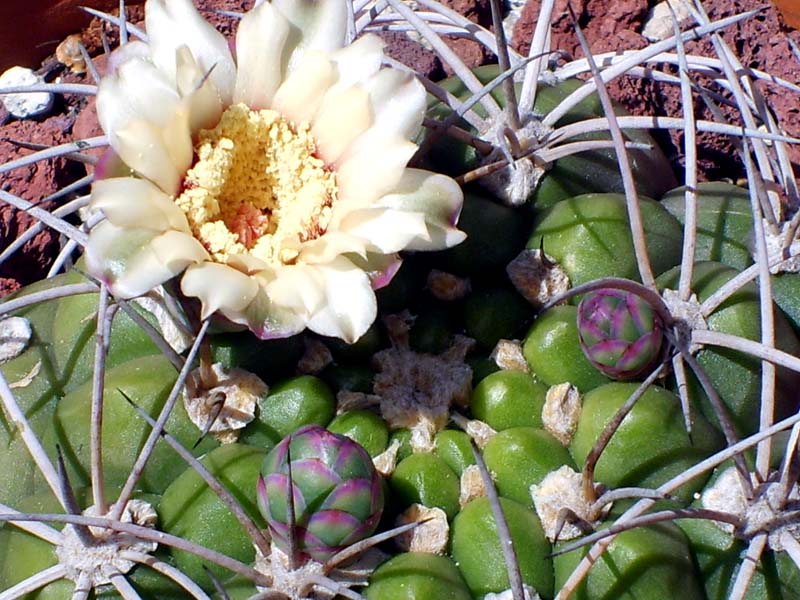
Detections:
[174, 103, 337, 266]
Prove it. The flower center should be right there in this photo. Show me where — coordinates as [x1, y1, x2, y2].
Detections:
[174, 103, 337, 266]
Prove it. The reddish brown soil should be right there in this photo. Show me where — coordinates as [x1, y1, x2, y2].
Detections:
[0, 113, 85, 295]
[0, 0, 798, 295]
[0, 0, 139, 72]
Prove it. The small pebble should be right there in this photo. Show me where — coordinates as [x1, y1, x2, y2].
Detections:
[0, 66, 54, 119]
[56, 34, 88, 74]
[642, 0, 693, 42]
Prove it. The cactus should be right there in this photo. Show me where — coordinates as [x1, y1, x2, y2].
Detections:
[2, 0, 800, 599]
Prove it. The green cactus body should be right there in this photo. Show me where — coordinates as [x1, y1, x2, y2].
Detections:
[319, 363, 375, 394]
[553, 522, 706, 600]
[524, 305, 612, 392]
[569, 382, 723, 502]
[678, 511, 800, 600]
[658, 261, 800, 435]
[324, 321, 387, 364]
[364, 552, 473, 600]
[0, 490, 73, 600]
[661, 182, 754, 270]
[389, 452, 461, 520]
[463, 286, 535, 350]
[3, 7, 800, 600]
[483, 427, 576, 506]
[770, 272, 800, 337]
[470, 370, 548, 430]
[48, 354, 216, 494]
[327, 409, 389, 458]
[241, 375, 336, 447]
[430, 191, 531, 281]
[408, 300, 460, 354]
[433, 429, 476, 476]
[160, 443, 267, 589]
[0, 344, 61, 505]
[527, 193, 684, 288]
[1, 271, 80, 340]
[675, 459, 800, 600]
[51, 291, 162, 393]
[0, 273, 185, 504]
[209, 331, 305, 383]
[0, 489, 181, 600]
[388, 428, 414, 462]
[451, 496, 554, 599]
[7, 262, 176, 395]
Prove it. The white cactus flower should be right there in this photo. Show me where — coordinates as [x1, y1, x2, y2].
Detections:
[86, 0, 465, 343]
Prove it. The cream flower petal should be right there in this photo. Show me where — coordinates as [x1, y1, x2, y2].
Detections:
[311, 85, 371, 163]
[234, 0, 290, 109]
[337, 207, 430, 253]
[265, 264, 326, 316]
[98, 55, 185, 139]
[145, 0, 236, 103]
[304, 257, 377, 343]
[327, 72, 424, 188]
[377, 168, 466, 250]
[329, 34, 385, 90]
[227, 253, 269, 275]
[97, 54, 193, 194]
[86, 222, 208, 299]
[298, 230, 369, 265]
[370, 257, 403, 290]
[407, 222, 466, 251]
[181, 262, 260, 320]
[113, 117, 191, 195]
[106, 40, 150, 73]
[93, 147, 127, 181]
[223, 283, 307, 340]
[348, 252, 403, 289]
[304, 36, 388, 163]
[271, 51, 334, 124]
[336, 136, 418, 206]
[91, 177, 190, 233]
[362, 69, 426, 141]
[175, 46, 224, 133]
[273, 0, 347, 72]
[327, 72, 424, 194]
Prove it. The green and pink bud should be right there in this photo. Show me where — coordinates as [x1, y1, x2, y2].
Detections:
[257, 425, 384, 563]
[577, 289, 663, 379]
